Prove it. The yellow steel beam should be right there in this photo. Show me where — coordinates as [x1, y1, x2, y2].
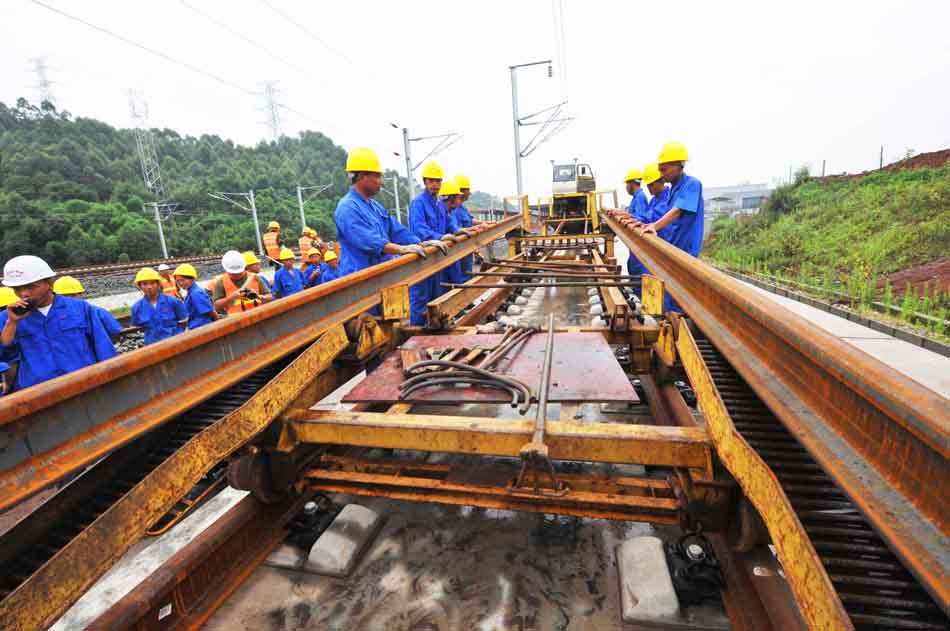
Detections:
[286, 409, 712, 469]
[675, 320, 852, 631]
[0, 326, 351, 631]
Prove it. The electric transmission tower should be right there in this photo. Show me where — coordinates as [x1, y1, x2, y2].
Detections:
[259, 80, 283, 141]
[129, 90, 174, 258]
[30, 57, 56, 107]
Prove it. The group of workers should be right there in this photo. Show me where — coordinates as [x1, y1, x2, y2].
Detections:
[333, 147, 481, 325]
[1, 140, 698, 394]
[622, 141, 704, 307]
[0, 237, 341, 394]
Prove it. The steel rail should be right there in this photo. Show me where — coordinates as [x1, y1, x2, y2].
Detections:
[601, 209, 949, 612]
[0, 216, 520, 511]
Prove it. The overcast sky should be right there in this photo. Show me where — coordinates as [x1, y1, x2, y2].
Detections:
[3, 0, 949, 203]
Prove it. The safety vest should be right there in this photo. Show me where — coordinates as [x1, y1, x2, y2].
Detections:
[159, 276, 180, 299]
[298, 235, 312, 253]
[220, 273, 263, 315]
[262, 231, 281, 260]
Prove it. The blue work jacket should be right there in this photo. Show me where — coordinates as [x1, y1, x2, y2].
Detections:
[273, 267, 305, 299]
[334, 187, 419, 276]
[131, 293, 186, 345]
[628, 188, 649, 221]
[183, 284, 215, 329]
[666, 173, 705, 257]
[0, 294, 118, 389]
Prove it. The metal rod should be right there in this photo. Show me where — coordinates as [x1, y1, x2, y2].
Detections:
[442, 282, 639, 289]
[468, 271, 640, 279]
[534, 314, 555, 443]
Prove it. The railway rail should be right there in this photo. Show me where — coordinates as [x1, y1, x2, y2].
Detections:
[0, 210, 946, 631]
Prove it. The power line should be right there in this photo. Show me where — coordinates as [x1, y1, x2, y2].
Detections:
[258, 0, 354, 66]
[30, 0, 254, 96]
[178, 0, 314, 79]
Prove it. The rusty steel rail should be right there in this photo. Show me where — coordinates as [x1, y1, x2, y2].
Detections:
[601, 209, 949, 612]
[0, 216, 519, 512]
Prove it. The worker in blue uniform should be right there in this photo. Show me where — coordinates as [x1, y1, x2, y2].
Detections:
[408, 160, 459, 325]
[625, 163, 671, 295]
[641, 141, 704, 310]
[453, 173, 483, 277]
[52, 275, 125, 337]
[623, 167, 650, 277]
[1, 255, 117, 391]
[320, 251, 341, 283]
[131, 267, 187, 344]
[334, 147, 435, 280]
[301, 248, 323, 287]
[272, 248, 306, 299]
[437, 177, 467, 286]
[173, 263, 217, 329]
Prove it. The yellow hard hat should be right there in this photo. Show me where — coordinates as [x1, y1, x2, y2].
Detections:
[306, 248, 321, 257]
[323, 251, 338, 262]
[278, 247, 295, 261]
[455, 173, 471, 189]
[421, 160, 444, 180]
[642, 163, 663, 186]
[242, 251, 260, 266]
[439, 179, 461, 197]
[346, 147, 383, 173]
[658, 141, 688, 164]
[623, 168, 643, 183]
[173, 263, 198, 278]
[53, 275, 85, 296]
[268, 221, 280, 230]
[0, 286, 19, 308]
[134, 267, 162, 285]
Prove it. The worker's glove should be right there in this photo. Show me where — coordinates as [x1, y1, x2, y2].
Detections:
[440, 233, 461, 243]
[398, 243, 428, 259]
[422, 239, 450, 255]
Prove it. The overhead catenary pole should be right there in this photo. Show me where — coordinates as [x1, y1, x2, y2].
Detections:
[147, 203, 169, 258]
[508, 59, 559, 197]
[402, 127, 415, 199]
[510, 65, 523, 196]
[393, 173, 402, 223]
[296, 185, 306, 233]
[209, 191, 265, 256]
[249, 189, 264, 255]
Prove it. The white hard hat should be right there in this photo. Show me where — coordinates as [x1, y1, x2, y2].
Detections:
[157, 263, 171, 272]
[221, 250, 246, 274]
[3, 255, 56, 287]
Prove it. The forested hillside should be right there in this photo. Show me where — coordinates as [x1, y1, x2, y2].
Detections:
[0, 98, 419, 266]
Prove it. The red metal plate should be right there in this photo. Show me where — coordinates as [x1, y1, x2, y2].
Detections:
[343, 333, 638, 404]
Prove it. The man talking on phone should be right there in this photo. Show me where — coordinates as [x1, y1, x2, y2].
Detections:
[0, 255, 117, 391]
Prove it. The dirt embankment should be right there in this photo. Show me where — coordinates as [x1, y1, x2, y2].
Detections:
[878, 257, 950, 298]
[819, 149, 950, 183]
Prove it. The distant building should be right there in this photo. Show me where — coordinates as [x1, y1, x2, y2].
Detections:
[703, 183, 772, 231]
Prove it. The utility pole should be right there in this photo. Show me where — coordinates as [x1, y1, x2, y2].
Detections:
[259, 80, 283, 141]
[879, 145, 884, 169]
[295, 183, 332, 235]
[146, 202, 169, 258]
[30, 57, 55, 107]
[821, 159, 826, 177]
[249, 189, 262, 254]
[401, 127, 415, 199]
[129, 90, 175, 257]
[510, 65, 523, 195]
[209, 191, 265, 255]
[508, 59, 572, 196]
[392, 123, 461, 199]
[392, 174, 402, 223]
